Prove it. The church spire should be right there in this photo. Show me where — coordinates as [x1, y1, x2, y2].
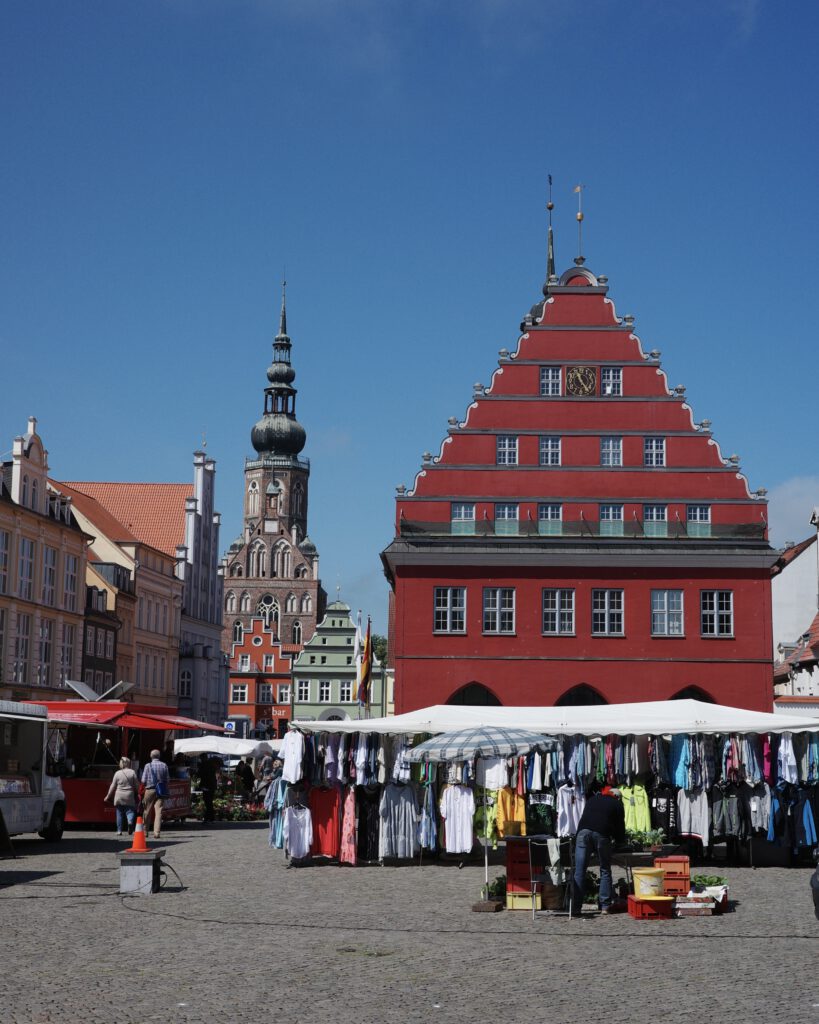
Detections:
[542, 174, 556, 296]
[278, 278, 287, 339]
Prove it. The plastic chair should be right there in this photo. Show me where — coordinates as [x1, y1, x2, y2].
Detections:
[529, 834, 574, 921]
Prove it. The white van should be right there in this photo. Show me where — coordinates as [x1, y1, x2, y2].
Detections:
[0, 700, 66, 841]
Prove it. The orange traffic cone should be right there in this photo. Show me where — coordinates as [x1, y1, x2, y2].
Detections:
[126, 816, 149, 853]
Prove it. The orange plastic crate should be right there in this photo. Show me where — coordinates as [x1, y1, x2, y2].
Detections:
[627, 894, 674, 920]
[662, 878, 690, 897]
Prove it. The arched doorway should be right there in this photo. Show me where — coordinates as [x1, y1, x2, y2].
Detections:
[670, 686, 715, 703]
[446, 683, 502, 706]
[554, 684, 608, 707]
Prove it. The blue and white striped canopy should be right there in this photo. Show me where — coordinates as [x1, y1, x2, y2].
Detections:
[406, 726, 559, 763]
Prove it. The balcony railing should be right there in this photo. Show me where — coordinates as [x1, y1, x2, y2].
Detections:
[398, 519, 766, 541]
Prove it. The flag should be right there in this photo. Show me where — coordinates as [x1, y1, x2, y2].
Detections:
[357, 616, 372, 709]
[354, 610, 363, 703]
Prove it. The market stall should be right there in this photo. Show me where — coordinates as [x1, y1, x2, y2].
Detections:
[33, 700, 224, 824]
[262, 700, 819, 884]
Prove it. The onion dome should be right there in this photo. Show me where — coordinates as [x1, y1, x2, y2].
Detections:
[299, 535, 317, 556]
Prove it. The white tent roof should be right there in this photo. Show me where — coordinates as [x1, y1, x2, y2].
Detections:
[173, 736, 280, 757]
[292, 699, 819, 738]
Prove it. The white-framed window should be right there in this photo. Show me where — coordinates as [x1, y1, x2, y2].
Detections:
[451, 502, 476, 536]
[231, 683, 248, 703]
[95, 670, 104, 694]
[644, 436, 666, 467]
[240, 592, 251, 613]
[539, 436, 561, 466]
[592, 589, 624, 635]
[651, 590, 684, 636]
[292, 621, 302, 644]
[483, 587, 515, 634]
[600, 504, 624, 536]
[226, 591, 236, 613]
[96, 629, 105, 658]
[247, 480, 259, 516]
[318, 680, 331, 703]
[600, 437, 622, 467]
[37, 619, 53, 686]
[540, 366, 561, 396]
[687, 504, 711, 538]
[63, 554, 78, 612]
[85, 625, 95, 655]
[263, 654, 274, 671]
[538, 503, 562, 536]
[643, 504, 668, 538]
[258, 683, 273, 703]
[179, 670, 192, 698]
[42, 546, 57, 606]
[277, 684, 291, 704]
[13, 613, 31, 683]
[701, 590, 733, 637]
[601, 367, 622, 396]
[239, 654, 250, 671]
[434, 587, 466, 633]
[495, 503, 519, 536]
[296, 680, 310, 702]
[60, 624, 75, 684]
[0, 530, 9, 595]
[18, 537, 34, 601]
[542, 589, 574, 635]
[340, 680, 353, 703]
[232, 620, 243, 644]
[496, 435, 518, 466]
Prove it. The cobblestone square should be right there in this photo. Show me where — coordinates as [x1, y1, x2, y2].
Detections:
[1, 823, 817, 1024]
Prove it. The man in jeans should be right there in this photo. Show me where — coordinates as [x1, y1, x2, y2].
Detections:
[141, 749, 171, 840]
[572, 786, 626, 916]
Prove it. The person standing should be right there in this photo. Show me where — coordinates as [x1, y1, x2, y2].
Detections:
[571, 785, 626, 916]
[104, 756, 139, 836]
[198, 754, 218, 823]
[141, 749, 171, 840]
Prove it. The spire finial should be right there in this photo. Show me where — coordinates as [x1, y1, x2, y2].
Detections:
[573, 183, 585, 266]
[544, 174, 556, 292]
[278, 276, 287, 338]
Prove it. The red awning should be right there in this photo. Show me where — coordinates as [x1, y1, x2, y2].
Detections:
[116, 712, 225, 733]
[27, 701, 225, 733]
[44, 707, 122, 727]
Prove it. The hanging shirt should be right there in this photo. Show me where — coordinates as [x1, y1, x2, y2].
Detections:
[496, 786, 527, 837]
[556, 784, 585, 837]
[379, 783, 419, 858]
[339, 785, 357, 866]
[439, 784, 475, 854]
[676, 788, 709, 844]
[417, 784, 438, 850]
[280, 731, 304, 784]
[777, 733, 798, 784]
[309, 785, 341, 858]
[476, 756, 508, 790]
[264, 776, 287, 849]
[283, 805, 313, 859]
[619, 784, 651, 834]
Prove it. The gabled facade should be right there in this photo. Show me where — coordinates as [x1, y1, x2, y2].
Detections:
[772, 526, 818, 658]
[225, 616, 296, 737]
[382, 254, 776, 713]
[291, 600, 384, 722]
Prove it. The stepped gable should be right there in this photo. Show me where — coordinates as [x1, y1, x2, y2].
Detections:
[396, 264, 767, 539]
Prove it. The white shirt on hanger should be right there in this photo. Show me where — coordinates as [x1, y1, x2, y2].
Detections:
[475, 756, 508, 790]
[280, 731, 304, 784]
[439, 784, 475, 854]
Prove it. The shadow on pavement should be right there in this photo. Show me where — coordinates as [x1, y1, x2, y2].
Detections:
[0, 869, 63, 889]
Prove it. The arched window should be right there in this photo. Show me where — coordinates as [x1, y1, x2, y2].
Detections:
[300, 593, 312, 614]
[247, 480, 259, 516]
[21, 474, 29, 507]
[249, 541, 267, 578]
[232, 620, 243, 644]
[670, 686, 715, 703]
[554, 684, 608, 707]
[240, 592, 251, 613]
[230, 563, 242, 578]
[286, 593, 297, 613]
[447, 682, 502, 706]
[257, 594, 279, 632]
[226, 591, 236, 613]
[292, 620, 302, 644]
[31, 478, 39, 512]
[292, 483, 304, 517]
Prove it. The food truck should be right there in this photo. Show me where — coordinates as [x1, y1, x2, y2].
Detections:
[0, 700, 66, 840]
[34, 700, 224, 825]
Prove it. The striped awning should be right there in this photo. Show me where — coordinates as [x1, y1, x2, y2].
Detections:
[406, 726, 559, 763]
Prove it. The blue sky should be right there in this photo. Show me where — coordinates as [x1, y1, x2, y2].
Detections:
[2, 1, 818, 633]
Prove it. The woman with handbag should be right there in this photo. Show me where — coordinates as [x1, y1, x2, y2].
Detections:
[104, 757, 139, 836]
[141, 749, 171, 839]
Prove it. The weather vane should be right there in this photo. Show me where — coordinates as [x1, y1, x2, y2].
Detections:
[574, 183, 585, 266]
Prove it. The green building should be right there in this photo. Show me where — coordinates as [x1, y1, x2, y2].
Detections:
[290, 600, 385, 722]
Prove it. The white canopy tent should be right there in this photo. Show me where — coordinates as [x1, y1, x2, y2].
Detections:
[292, 699, 819, 738]
[173, 736, 281, 758]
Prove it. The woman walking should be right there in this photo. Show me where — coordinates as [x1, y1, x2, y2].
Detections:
[104, 756, 139, 836]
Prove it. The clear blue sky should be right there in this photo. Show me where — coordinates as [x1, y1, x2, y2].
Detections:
[3, 1, 818, 634]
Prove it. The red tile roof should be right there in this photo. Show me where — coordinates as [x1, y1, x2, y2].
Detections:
[51, 480, 140, 546]
[59, 481, 192, 557]
[772, 533, 816, 576]
[775, 609, 819, 678]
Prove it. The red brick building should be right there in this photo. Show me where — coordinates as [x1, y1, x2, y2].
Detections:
[225, 616, 298, 737]
[382, 256, 776, 712]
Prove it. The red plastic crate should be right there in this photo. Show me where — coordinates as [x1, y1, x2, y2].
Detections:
[627, 894, 674, 920]
[662, 878, 690, 897]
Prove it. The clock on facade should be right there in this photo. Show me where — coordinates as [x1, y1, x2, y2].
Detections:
[566, 365, 597, 396]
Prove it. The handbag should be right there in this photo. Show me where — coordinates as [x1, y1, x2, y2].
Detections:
[155, 778, 169, 798]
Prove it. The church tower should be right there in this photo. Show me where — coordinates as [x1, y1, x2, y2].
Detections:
[222, 287, 326, 654]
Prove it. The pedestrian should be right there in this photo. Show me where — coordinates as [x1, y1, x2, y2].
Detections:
[104, 756, 139, 836]
[236, 757, 255, 796]
[199, 753, 218, 823]
[141, 749, 171, 839]
[571, 784, 626, 916]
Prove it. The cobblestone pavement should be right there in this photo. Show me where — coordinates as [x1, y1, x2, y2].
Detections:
[1, 822, 817, 1024]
